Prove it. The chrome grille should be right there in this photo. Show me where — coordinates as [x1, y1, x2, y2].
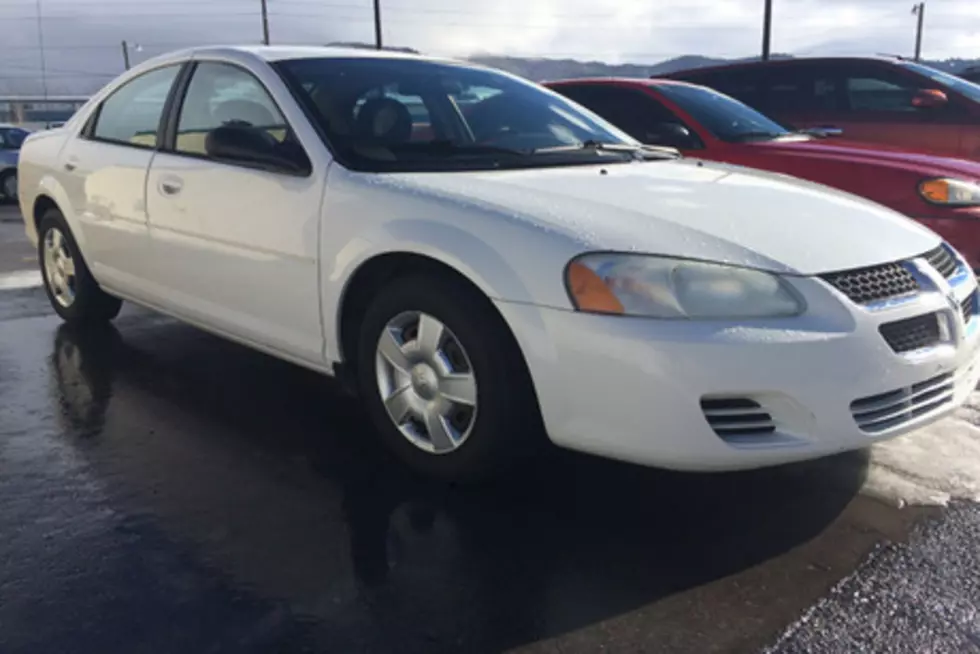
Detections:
[878, 313, 940, 353]
[961, 291, 976, 324]
[850, 372, 955, 433]
[924, 244, 958, 279]
[821, 262, 920, 305]
[701, 397, 775, 443]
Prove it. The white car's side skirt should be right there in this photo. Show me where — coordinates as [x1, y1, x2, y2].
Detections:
[103, 284, 337, 378]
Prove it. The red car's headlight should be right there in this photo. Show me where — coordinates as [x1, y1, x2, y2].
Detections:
[919, 178, 980, 207]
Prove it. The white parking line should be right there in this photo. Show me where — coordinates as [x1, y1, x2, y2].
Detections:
[0, 269, 43, 290]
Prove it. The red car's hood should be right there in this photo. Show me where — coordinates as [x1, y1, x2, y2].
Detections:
[750, 137, 980, 179]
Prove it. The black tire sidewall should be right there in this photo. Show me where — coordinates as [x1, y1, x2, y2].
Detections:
[0, 170, 15, 202]
[356, 274, 539, 481]
[38, 209, 120, 323]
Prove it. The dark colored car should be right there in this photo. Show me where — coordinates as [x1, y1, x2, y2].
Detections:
[546, 77, 980, 268]
[662, 57, 980, 161]
[960, 66, 980, 85]
[0, 124, 30, 202]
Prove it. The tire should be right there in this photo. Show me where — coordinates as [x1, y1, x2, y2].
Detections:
[356, 273, 542, 482]
[38, 208, 122, 324]
[0, 170, 15, 203]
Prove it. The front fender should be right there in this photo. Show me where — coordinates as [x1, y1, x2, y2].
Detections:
[323, 219, 542, 362]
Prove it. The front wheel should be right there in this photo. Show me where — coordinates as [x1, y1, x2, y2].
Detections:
[38, 208, 122, 324]
[356, 273, 542, 481]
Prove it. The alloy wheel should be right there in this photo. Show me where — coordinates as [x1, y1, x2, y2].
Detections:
[43, 227, 77, 308]
[374, 311, 478, 454]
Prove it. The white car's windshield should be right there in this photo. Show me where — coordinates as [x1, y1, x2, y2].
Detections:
[274, 57, 664, 172]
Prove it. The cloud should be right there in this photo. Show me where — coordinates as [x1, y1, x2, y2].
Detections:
[0, 0, 977, 94]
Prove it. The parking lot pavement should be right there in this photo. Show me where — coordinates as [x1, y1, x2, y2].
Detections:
[0, 204, 35, 276]
[0, 208, 977, 653]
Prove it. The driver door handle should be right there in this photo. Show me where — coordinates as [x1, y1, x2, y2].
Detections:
[159, 177, 183, 196]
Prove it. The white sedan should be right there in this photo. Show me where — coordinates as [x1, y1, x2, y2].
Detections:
[17, 46, 980, 480]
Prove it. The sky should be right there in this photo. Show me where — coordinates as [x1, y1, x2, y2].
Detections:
[1, 0, 978, 94]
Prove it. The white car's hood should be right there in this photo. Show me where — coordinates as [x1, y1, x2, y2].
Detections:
[389, 158, 940, 275]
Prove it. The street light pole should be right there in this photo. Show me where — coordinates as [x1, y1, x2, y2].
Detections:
[912, 2, 925, 61]
[121, 40, 131, 71]
[374, 0, 382, 49]
[261, 0, 270, 45]
[761, 0, 773, 61]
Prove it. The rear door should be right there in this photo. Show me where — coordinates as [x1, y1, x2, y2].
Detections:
[58, 64, 183, 292]
[144, 60, 325, 363]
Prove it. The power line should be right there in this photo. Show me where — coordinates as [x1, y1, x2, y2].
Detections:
[4, 11, 262, 20]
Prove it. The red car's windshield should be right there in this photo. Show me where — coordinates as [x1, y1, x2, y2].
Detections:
[656, 83, 796, 143]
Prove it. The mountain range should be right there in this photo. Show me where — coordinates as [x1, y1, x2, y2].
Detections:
[329, 43, 979, 83]
[3, 42, 978, 96]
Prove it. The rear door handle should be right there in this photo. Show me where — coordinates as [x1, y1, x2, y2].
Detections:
[64, 160, 77, 172]
[159, 177, 183, 196]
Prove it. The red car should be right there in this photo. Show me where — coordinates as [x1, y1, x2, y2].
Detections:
[545, 78, 980, 268]
[660, 57, 980, 161]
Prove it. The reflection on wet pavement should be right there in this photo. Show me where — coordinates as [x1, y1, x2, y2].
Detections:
[0, 307, 899, 653]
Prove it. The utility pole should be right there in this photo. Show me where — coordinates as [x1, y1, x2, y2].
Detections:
[374, 0, 382, 49]
[261, 0, 270, 45]
[761, 0, 773, 61]
[35, 0, 48, 98]
[912, 2, 925, 61]
[121, 40, 131, 71]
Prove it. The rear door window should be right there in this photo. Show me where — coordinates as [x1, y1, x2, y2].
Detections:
[682, 70, 764, 111]
[91, 65, 181, 148]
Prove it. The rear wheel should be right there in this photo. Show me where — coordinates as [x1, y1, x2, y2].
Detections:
[38, 209, 122, 324]
[0, 170, 15, 203]
[356, 273, 542, 481]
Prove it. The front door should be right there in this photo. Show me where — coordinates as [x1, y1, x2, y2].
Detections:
[145, 60, 325, 363]
[792, 62, 966, 158]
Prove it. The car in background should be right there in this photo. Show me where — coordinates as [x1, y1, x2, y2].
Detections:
[546, 78, 980, 269]
[662, 57, 980, 161]
[960, 66, 980, 85]
[0, 124, 29, 202]
[16, 46, 980, 481]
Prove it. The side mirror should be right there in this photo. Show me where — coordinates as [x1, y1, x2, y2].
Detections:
[644, 123, 698, 149]
[205, 124, 310, 175]
[911, 88, 948, 109]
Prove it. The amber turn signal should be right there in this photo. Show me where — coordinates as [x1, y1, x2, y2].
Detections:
[919, 179, 950, 204]
[566, 262, 625, 314]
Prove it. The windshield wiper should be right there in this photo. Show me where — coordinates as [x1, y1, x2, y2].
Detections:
[534, 140, 679, 160]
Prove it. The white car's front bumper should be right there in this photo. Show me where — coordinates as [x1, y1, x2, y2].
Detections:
[496, 262, 980, 471]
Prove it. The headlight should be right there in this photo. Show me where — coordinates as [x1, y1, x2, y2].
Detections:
[565, 253, 804, 319]
[918, 178, 980, 206]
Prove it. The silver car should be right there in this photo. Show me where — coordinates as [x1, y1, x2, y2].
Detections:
[0, 125, 30, 202]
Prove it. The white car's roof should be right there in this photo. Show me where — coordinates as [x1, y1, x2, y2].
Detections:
[239, 45, 428, 62]
[127, 44, 457, 78]
[154, 44, 436, 65]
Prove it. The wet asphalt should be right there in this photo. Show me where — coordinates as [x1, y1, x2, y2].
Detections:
[0, 203, 976, 653]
